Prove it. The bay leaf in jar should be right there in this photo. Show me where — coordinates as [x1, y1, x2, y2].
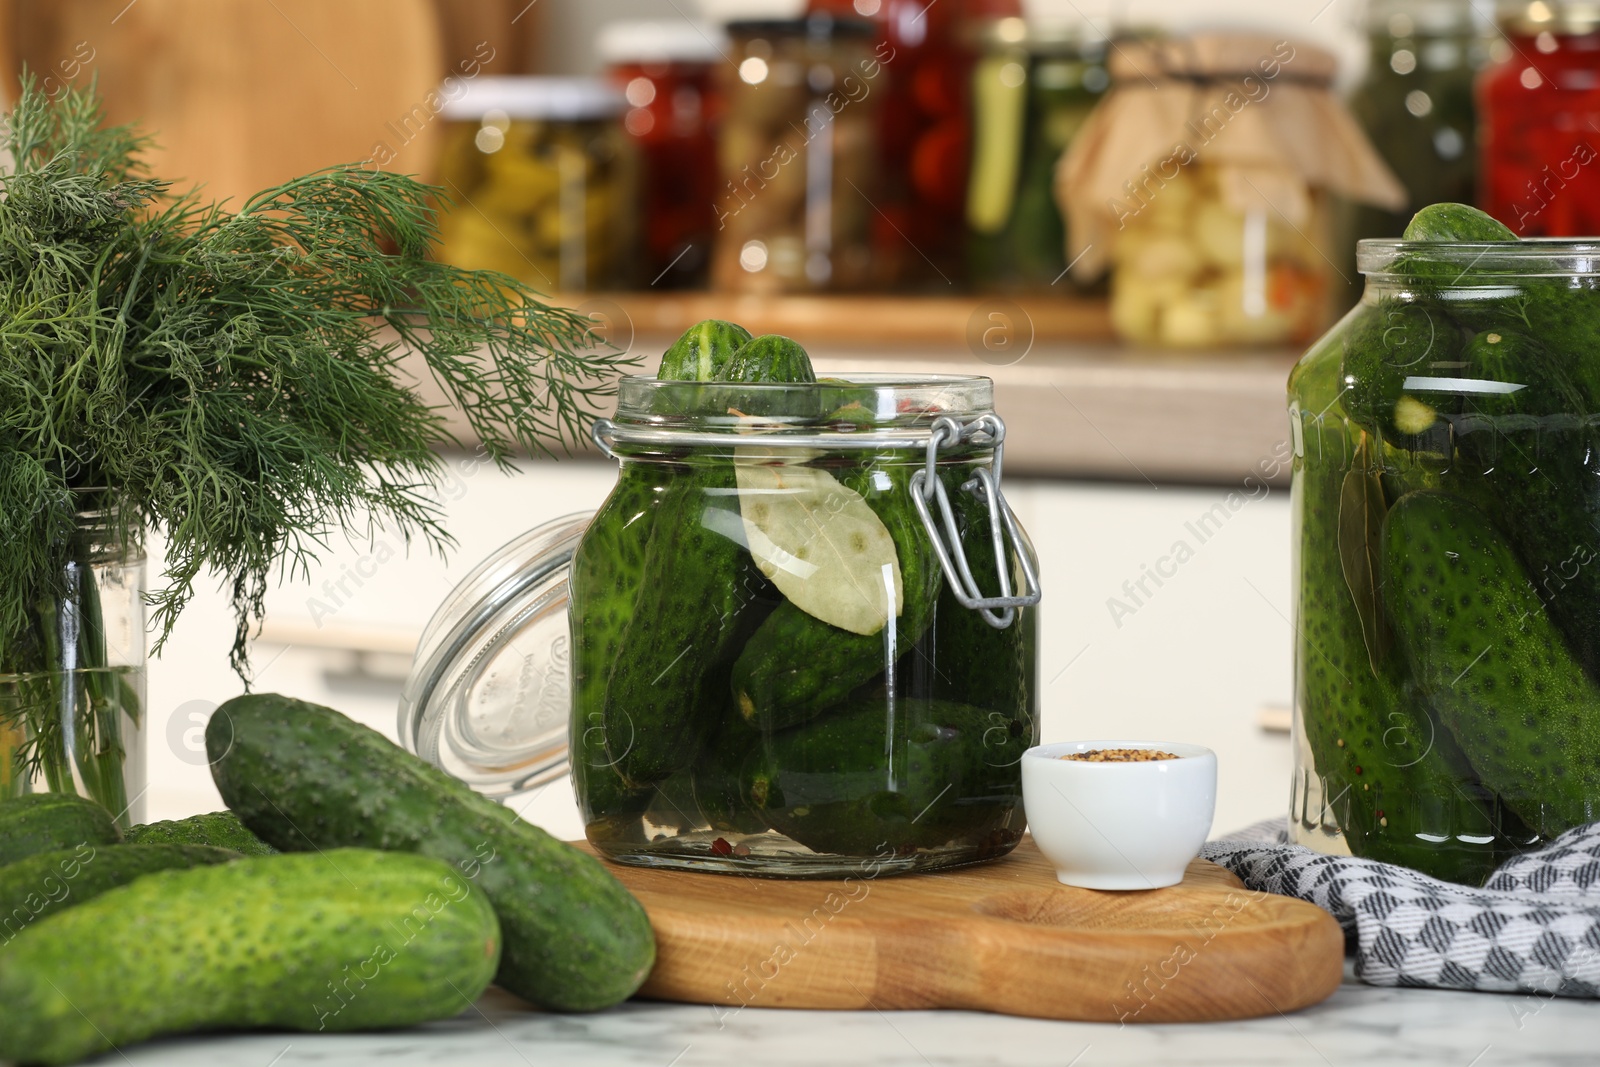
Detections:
[734, 450, 902, 636]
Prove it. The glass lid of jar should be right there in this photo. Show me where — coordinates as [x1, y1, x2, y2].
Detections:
[397, 512, 587, 800]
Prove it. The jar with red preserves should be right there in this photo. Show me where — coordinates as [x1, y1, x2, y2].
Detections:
[806, 0, 1022, 287]
[1478, 1, 1600, 235]
[599, 21, 725, 287]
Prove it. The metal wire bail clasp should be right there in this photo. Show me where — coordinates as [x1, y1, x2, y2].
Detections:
[590, 418, 619, 459]
[909, 414, 1042, 629]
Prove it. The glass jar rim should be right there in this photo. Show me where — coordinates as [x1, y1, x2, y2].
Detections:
[1358, 237, 1600, 279]
[612, 371, 994, 432]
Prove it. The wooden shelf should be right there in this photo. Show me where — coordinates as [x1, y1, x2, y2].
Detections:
[559, 291, 1114, 348]
[397, 294, 1302, 487]
[805, 342, 1299, 486]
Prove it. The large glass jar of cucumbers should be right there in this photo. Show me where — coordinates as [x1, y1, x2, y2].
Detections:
[1289, 203, 1600, 885]
[572, 321, 1041, 876]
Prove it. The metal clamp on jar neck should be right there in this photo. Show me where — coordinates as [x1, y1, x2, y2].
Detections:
[590, 412, 1043, 631]
[911, 414, 1041, 630]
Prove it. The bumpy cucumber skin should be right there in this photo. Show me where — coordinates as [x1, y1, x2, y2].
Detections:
[657, 319, 753, 381]
[1293, 426, 1508, 884]
[930, 473, 1039, 730]
[0, 849, 499, 1066]
[123, 811, 275, 855]
[208, 694, 655, 1012]
[569, 464, 661, 826]
[1392, 204, 1517, 320]
[746, 697, 1027, 857]
[601, 462, 767, 785]
[0, 843, 239, 945]
[719, 334, 821, 418]
[1401, 203, 1517, 242]
[0, 794, 121, 868]
[1440, 327, 1600, 686]
[731, 459, 943, 731]
[725, 334, 816, 384]
[588, 321, 798, 787]
[1339, 299, 1462, 447]
[1383, 491, 1600, 835]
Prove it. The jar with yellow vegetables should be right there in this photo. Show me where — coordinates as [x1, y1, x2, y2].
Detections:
[1056, 34, 1405, 348]
[436, 77, 632, 292]
[1106, 166, 1330, 347]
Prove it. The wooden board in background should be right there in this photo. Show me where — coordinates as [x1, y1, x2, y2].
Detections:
[590, 837, 1344, 1023]
[561, 290, 1116, 348]
[7, 0, 444, 203]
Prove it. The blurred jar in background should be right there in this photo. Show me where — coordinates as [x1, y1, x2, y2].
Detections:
[436, 77, 631, 292]
[1337, 0, 1495, 303]
[807, 0, 1022, 288]
[599, 21, 725, 288]
[1057, 34, 1405, 349]
[966, 18, 1108, 292]
[1479, 0, 1600, 235]
[712, 16, 881, 293]
[1111, 166, 1331, 347]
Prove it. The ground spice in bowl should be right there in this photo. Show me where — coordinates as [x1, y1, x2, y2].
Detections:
[1061, 748, 1180, 762]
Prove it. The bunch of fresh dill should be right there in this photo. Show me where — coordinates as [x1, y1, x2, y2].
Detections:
[0, 77, 630, 691]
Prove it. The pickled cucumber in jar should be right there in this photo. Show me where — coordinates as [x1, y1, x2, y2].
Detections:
[1288, 204, 1600, 884]
[569, 322, 1039, 876]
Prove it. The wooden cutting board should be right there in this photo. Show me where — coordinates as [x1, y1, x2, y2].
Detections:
[591, 837, 1344, 1023]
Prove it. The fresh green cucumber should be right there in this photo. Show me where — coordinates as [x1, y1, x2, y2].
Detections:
[731, 457, 943, 731]
[123, 811, 276, 855]
[1289, 389, 1509, 884]
[745, 696, 1027, 856]
[0, 849, 499, 1066]
[657, 318, 752, 381]
[0, 794, 121, 868]
[1383, 490, 1600, 835]
[569, 464, 663, 825]
[208, 694, 655, 1012]
[0, 843, 239, 946]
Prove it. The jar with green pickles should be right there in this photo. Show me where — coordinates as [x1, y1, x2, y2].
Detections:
[1337, 0, 1495, 303]
[1289, 204, 1600, 885]
[570, 323, 1041, 876]
[966, 20, 1107, 292]
[435, 77, 631, 292]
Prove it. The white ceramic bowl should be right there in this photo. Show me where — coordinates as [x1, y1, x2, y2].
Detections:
[1021, 740, 1218, 890]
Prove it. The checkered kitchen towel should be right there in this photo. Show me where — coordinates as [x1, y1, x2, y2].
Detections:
[1200, 820, 1600, 997]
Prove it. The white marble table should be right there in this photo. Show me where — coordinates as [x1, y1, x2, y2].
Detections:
[109, 964, 1600, 1067]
